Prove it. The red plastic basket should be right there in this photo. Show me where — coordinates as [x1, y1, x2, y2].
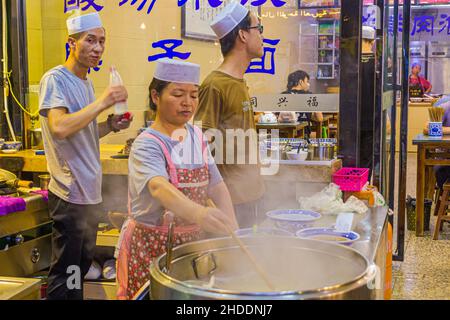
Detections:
[332, 167, 370, 192]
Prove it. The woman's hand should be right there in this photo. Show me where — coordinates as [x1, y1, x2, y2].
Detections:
[196, 207, 237, 235]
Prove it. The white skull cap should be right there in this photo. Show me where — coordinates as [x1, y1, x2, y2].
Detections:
[362, 26, 376, 40]
[210, 1, 249, 39]
[67, 12, 103, 35]
[154, 58, 200, 85]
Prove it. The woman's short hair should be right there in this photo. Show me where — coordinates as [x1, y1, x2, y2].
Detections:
[148, 78, 171, 111]
[286, 70, 310, 91]
[219, 12, 252, 57]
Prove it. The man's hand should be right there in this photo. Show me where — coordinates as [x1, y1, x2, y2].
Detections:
[97, 85, 128, 111]
[110, 112, 133, 132]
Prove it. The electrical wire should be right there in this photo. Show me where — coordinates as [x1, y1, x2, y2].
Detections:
[5, 70, 39, 118]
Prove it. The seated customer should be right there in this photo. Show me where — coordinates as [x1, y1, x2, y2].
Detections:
[282, 70, 323, 122]
[423, 99, 450, 188]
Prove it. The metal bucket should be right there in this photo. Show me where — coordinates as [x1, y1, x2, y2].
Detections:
[308, 144, 335, 160]
[150, 236, 377, 300]
[38, 174, 50, 191]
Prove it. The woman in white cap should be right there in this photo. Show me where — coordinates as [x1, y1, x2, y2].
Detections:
[116, 58, 238, 300]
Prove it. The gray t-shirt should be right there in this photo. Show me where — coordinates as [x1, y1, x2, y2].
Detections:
[129, 125, 223, 225]
[39, 65, 102, 205]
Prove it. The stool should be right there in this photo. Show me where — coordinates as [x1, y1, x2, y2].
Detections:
[433, 180, 450, 240]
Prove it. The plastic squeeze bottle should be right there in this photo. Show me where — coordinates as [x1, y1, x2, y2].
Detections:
[109, 66, 128, 115]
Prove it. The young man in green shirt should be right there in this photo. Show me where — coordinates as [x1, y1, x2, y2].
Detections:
[194, 2, 266, 228]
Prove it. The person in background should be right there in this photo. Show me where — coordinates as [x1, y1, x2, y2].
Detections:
[194, 2, 266, 228]
[409, 63, 432, 96]
[39, 12, 132, 300]
[281, 70, 323, 137]
[116, 59, 238, 300]
[362, 25, 376, 55]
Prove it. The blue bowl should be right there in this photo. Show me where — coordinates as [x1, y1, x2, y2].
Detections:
[266, 209, 321, 233]
[295, 228, 360, 246]
[235, 227, 293, 237]
[2, 141, 22, 150]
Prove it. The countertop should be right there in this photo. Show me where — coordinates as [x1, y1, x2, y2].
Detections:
[0, 276, 41, 300]
[264, 206, 389, 263]
[0, 144, 128, 175]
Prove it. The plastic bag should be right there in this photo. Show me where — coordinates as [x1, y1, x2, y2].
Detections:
[102, 259, 116, 280]
[298, 183, 368, 215]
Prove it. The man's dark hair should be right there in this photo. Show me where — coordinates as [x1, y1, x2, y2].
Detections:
[219, 12, 252, 57]
[286, 70, 310, 91]
[148, 78, 171, 111]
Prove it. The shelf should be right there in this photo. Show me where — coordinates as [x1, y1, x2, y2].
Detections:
[317, 63, 334, 65]
[318, 33, 334, 36]
[318, 48, 334, 50]
[317, 77, 335, 79]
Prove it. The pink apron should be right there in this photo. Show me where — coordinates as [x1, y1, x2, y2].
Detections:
[116, 126, 209, 300]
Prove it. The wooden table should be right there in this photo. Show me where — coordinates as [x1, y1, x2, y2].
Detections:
[0, 144, 128, 175]
[256, 122, 308, 138]
[412, 134, 450, 236]
[312, 114, 333, 138]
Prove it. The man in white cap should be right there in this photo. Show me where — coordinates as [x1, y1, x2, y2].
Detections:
[39, 12, 131, 300]
[362, 25, 376, 54]
[194, 1, 266, 228]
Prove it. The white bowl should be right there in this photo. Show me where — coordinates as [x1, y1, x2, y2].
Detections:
[1, 149, 18, 154]
[286, 150, 308, 161]
[266, 209, 322, 233]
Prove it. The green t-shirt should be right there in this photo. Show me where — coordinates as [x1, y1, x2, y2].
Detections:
[194, 71, 265, 205]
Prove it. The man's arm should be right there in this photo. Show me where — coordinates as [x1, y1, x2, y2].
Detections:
[47, 86, 127, 140]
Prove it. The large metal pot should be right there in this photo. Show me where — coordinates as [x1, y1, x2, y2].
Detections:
[150, 236, 377, 300]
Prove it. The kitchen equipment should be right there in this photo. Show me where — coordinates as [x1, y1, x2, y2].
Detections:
[207, 199, 275, 291]
[0, 276, 42, 300]
[0, 193, 51, 277]
[266, 209, 321, 233]
[28, 128, 43, 150]
[0, 169, 33, 196]
[295, 228, 360, 246]
[38, 174, 50, 191]
[308, 143, 335, 160]
[149, 236, 377, 299]
[235, 227, 293, 237]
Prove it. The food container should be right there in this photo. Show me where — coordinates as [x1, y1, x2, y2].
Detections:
[266, 209, 321, 233]
[286, 149, 308, 161]
[295, 228, 360, 246]
[2, 141, 22, 154]
[149, 236, 377, 300]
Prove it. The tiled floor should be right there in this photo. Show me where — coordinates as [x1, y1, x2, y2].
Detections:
[391, 153, 450, 300]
